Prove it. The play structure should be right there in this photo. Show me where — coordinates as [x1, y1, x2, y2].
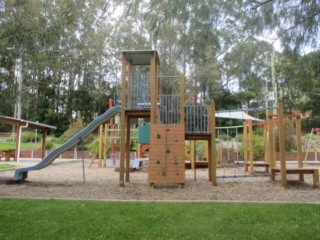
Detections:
[242, 119, 270, 174]
[118, 50, 216, 186]
[12, 50, 319, 188]
[266, 103, 319, 187]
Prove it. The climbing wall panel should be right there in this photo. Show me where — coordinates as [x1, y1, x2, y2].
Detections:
[148, 124, 185, 185]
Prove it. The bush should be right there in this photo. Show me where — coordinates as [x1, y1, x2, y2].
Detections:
[273, 123, 296, 152]
[218, 133, 229, 141]
[237, 135, 265, 160]
[21, 131, 41, 143]
[45, 140, 55, 150]
[303, 133, 318, 141]
[88, 138, 100, 155]
[301, 117, 320, 133]
[58, 128, 94, 147]
[253, 142, 265, 159]
[254, 128, 264, 136]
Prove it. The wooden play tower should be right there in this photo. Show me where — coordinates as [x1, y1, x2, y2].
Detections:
[119, 50, 216, 187]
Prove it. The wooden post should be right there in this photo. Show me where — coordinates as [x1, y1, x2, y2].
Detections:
[190, 140, 196, 180]
[98, 124, 103, 168]
[209, 103, 217, 186]
[125, 118, 131, 182]
[204, 141, 209, 161]
[179, 74, 185, 124]
[15, 125, 20, 161]
[103, 123, 108, 167]
[119, 53, 127, 187]
[248, 120, 254, 174]
[41, 130, 47, 159]
[278, 102, 287, 187]
[264, 122, 270, 164]
[267, 110, 276, 169]
[150, 52, 156, 124]
[243, 122, 248, 167]
[155, 55, 158, 103]
[295, 110, 304, 181]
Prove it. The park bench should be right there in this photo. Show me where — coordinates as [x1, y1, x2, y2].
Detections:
[245, 162, 270, 173]
[271, 167, 319, 187]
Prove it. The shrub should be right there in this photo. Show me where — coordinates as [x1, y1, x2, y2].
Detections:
[254, 128, 264, 136]
[45, 140, 55, 150]
[237, 135, 265, 160]
[21, 131, 41, 143]
[273, 124, 296, 152]
[88, 138, 100, 155]
[253, 142, 265, 159]
[58, 129, 94, 147]
[236, 133, 244, 142]
[218, 133, 229, 141]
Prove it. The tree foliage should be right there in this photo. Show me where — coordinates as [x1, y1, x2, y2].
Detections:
[0, 0, 118, 135]
[245, 0, 320, 52]
[0, 0, 319, 136]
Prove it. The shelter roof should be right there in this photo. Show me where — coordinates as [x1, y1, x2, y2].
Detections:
[215, 111, 263, 121]
[122, 50, 159, 65]
[0, 116, 57, 131]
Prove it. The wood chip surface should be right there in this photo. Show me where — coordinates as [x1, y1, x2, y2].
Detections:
[1, 160, 319, 203]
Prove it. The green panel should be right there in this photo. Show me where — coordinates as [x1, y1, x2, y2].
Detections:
[138, 122, 150, 144]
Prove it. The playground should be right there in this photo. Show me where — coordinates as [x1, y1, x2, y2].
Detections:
[0, 50, 319, 202]
[0, 160, 319, 202]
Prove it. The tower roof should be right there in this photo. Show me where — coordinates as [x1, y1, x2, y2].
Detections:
[122, 50, 159, 65]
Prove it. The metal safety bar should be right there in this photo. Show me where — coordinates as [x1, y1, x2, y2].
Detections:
[126, 73, 150, 109]
[185, 105, 210, 133]
[157, 95, 180, 124]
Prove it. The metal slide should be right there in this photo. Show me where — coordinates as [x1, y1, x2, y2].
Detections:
[14, 106, 121, 181]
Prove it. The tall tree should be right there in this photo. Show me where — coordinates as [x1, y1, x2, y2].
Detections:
[245, 0, 320, 52]
[0, 0, 117, 135]
[223, 37, 272, 108]
[124, 0, 249, 102]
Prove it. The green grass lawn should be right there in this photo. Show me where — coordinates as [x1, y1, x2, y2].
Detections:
[0, 163, 15, 169]
[0, 199, 319, 239]
[0, 141, 40, 150]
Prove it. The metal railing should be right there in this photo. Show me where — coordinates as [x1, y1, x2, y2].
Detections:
[125, 74, 182, 110]
[157, 95, 180, 124]
[126, 73, 150, 109]
[185, 105, 210, 134]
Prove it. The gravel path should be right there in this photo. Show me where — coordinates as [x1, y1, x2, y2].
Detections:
[0, 160, 319, 203]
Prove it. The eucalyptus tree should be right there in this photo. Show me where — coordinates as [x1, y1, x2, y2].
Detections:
[123, 0, 249, 103]
[0, 0, 119, 135]
[244, 0, 320, 52]
[0, 0, 43, 118]
[276, 50, 320, 113]
[303, 50, 320, 115]
[223, 37, 273, 108]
